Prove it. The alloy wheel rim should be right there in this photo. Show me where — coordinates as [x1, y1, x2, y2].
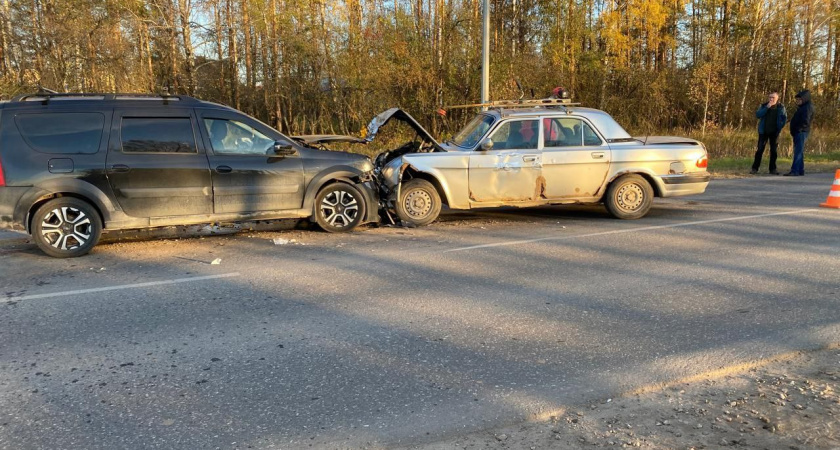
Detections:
[616, 183, 644, 211]
[404, 189, 432, 218]
[40, 206, 93, 250]
[320, 190, 359, 228]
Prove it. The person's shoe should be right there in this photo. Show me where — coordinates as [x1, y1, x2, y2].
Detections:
[749, 169, 758, 174]
[769, 170, 780, 175]
[783, 172, 796, 176]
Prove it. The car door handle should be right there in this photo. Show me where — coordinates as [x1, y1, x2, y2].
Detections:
[215, 165, 233, 174]
[109, 164, 130, 173]
[522, 155, 538, 162]
[591, 152, 605, 159]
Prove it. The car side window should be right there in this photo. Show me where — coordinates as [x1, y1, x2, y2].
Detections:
[204, 118, 276, 155]
[582, 122, 603, 146]
[543, 118, 604, 147]
[15, 113, 105, 154]
[121, 117, 197, 153]
[543, 118, 582, 147]
[489, 119, 538, 150]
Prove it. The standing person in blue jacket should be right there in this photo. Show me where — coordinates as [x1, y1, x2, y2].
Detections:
[785, 90, 815, 176]
[751, 92, 786, 175]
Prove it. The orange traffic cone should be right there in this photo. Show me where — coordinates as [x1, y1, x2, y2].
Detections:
[820, 169, 840, 209]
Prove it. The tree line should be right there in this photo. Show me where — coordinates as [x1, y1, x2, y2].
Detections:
[0, 0, 836, 137]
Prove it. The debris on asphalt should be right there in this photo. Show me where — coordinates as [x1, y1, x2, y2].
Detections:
[272, 238, 297, 245]
[210, 258, 222, 265]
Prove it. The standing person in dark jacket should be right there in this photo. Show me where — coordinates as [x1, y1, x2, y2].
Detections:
[785, 90, 815, 176]
[751, 92, 786, 174]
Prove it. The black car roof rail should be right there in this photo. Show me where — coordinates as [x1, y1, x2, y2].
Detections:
[10, 92, 201, 105]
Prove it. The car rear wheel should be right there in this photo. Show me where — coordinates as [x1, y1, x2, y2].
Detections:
[314, 183, 366, 233]
[395, 178, 442, 226]
[604, 174, 654, 219]
[31, 197, 102, 258]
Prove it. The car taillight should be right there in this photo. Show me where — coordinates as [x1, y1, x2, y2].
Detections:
[0, 156, 5, 186]
[696, 156, 708, 169]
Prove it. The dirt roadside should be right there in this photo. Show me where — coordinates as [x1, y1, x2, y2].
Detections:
[404, 345, 840, 450]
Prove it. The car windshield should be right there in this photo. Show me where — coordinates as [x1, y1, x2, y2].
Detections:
[450, 114, 494, 148]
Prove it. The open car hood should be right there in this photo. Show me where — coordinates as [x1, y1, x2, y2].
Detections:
[365, 108, 444, 151]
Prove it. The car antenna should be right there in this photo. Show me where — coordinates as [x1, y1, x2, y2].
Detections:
[513, 79, 525, 102]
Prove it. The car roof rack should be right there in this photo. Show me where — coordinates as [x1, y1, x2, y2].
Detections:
[442, 97, 580, 112]
[10, 91, 201, 105]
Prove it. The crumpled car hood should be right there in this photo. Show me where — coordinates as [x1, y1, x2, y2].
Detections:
[364, 108, 444, 151]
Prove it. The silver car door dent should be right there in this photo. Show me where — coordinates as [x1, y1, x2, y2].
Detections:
[468, 150, 545, 203]
[468, 118, 545, 204]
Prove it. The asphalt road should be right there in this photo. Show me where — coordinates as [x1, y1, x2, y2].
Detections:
[1, 173, 838, 449]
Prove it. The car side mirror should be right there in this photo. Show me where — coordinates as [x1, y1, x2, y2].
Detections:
[479, 138, 494, 151]
[273, 142, 297, 156]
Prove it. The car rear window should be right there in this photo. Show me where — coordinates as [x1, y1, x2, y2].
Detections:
[121, 117, 197, 153]
[15, 112, 105, 154]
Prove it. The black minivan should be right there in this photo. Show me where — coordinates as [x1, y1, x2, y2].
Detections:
[0, 92, 378, 257]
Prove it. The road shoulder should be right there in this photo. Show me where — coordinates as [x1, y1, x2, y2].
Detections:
[406, 345, 840, 449]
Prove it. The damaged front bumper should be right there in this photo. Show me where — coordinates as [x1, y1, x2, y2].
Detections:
[296, 108, 447, 224]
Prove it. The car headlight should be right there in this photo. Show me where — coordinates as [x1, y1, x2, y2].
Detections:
[380, 158, 402, 187]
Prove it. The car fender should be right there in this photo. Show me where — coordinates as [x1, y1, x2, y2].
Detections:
[604, 168, 664, 197]
[398, 159, 461, 208]
[15, 179, 118, 232]
[303, 165, 378, 222]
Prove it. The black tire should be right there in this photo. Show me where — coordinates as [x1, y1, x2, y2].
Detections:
[313, 183, 366, 233]
[395, 178, 442, 226]
[604, 174, 654, 220]
[31, 197, 102, 258]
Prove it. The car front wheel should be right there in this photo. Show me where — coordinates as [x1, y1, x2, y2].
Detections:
[604, 174, 654, 219]
[395, 178, 442, 226]
[314, 183, 366, 232]
[31, 197, 103, 258]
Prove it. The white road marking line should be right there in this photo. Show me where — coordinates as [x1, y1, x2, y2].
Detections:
[2, 273, 241, 303]
[444, 209, 819, 253]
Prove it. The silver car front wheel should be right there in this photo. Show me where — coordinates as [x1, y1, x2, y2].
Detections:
[395, 178, 442, 226]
